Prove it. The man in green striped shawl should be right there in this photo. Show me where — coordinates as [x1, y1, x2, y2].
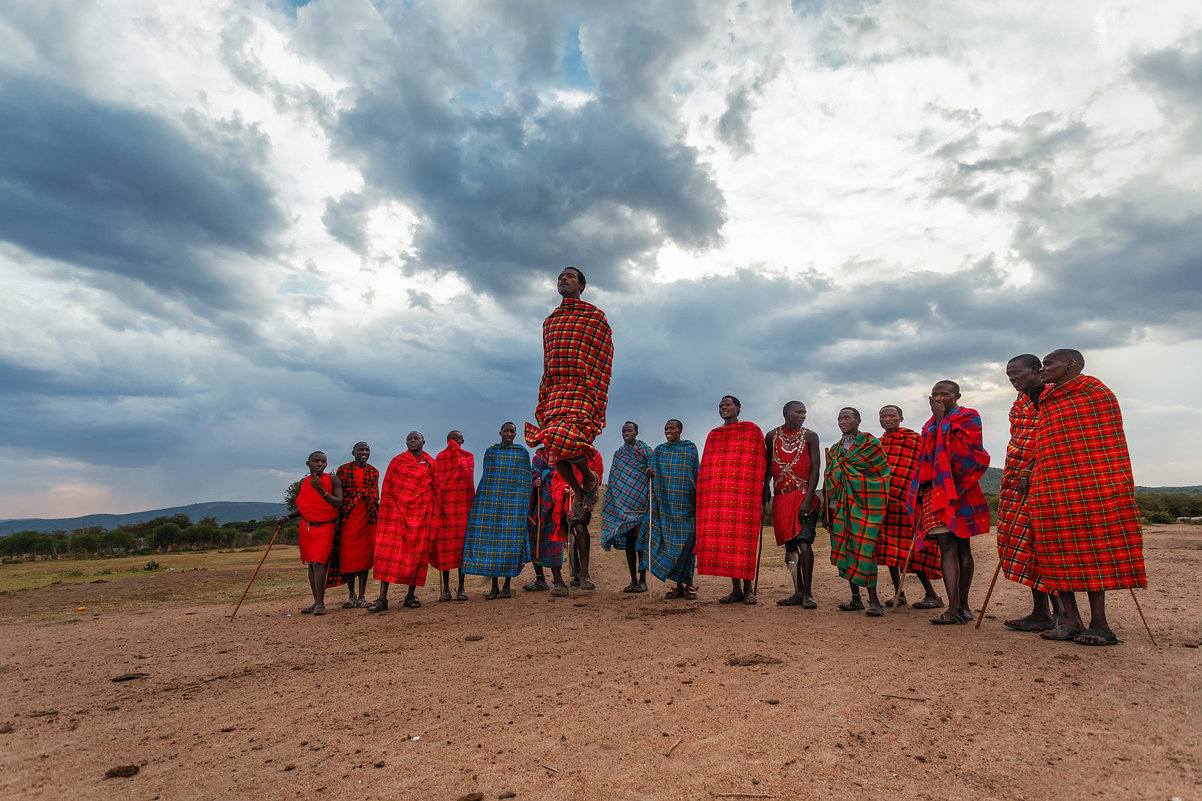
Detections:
[823, 407, 891, 617]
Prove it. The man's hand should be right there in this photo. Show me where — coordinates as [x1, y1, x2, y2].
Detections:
[929, 395, 945, 423]
[533, 477, 542, 488]
[308, 475, 324, 490]
[1016, 476, 1030, 502]
[646, 467, 655, 479]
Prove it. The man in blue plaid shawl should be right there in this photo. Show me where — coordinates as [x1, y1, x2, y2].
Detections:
[602, 421, 654, 593]
[648, 419, 700, 599]
[462, 423, 532, 600]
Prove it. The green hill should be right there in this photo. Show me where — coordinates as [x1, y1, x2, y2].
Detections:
[0, 501, 286, 536]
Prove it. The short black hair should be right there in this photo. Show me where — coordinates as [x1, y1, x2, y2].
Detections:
[934, 380, 961, 393]
[308, 451, 326, 461]
[1050, 348, 1085, 369]
[623, 420, 639, 434]
[500, 421, 516, 429]
[721, 395, 741, 410]
[561, 266, 586, 288]
[782, 400, 805, 415]
[879, 405, 902, 416]
[352, 441, 369, 450]
[1008, 354, 1041, 371]
[839, 407, 861, 420]
[666, 418, 683, 430]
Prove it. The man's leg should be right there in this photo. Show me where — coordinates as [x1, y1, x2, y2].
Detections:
[487, 577, 501, 599]
[404, 583, 421, 607]
[956, 537, 974, 618]
[1076, 590, 1116, 644]
[624, 531, 639, 589]
[719, 577, 744, 604]
[838, 579, 864, 610]
[935, 531, 961, 612]
[439, 570, 451, 601]
[916, 572, 943, 605]
[366, 579, 390, 612]
[456, 568, 467, 600]
[576, 521, 594, 589]
[555, 456, 597, 509]
[798, 541, 815, 606]
[887, 565, 901, 594]
[778, 542, 802, 605]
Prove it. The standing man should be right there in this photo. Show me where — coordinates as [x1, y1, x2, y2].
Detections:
[526, 446, 571, 596]
[996, 355, 1064, 631]
[431, 431, 475, 602]
[764, 401, 821, 608]
[1029, 350, 1145, 646]
[334, 442, 379, 609]
[824, 409, 890, 617]
[649, 419, 700, 600]
[875, 406, 944, 610]
[602, 421, 654, 593]
[563, 448, 604, 590]
[462, 423, 532, 600]
[525, 267, 613, 520]
[279, 451, 343, 616]
[368, 431, 436, 612]
[696, 395, 768, 605]
[907, 381, 991, 626]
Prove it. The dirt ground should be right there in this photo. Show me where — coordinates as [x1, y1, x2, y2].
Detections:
[0, 525, 1198, 801]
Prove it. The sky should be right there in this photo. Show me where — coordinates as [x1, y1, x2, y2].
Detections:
[1, 0, 1200, 520]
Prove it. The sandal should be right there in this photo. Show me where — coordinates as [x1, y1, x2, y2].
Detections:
[930, 610, 968, 625]
[800, 596, 817, 609]
[365, 598, 388, 613]
[1075, 628, 1119, 646]
[1004, 615, 1054, 633]
[777, 593, 805, 606]
[484, 589, 499, 600]
[354, 597, 369, 608]
[912, 596, 945, 610]
[523, 579, 549, 592]
[550, 583, 570, 597]
[311, 604, 326, 616]
[684, 585, 698, 600]
[301, 604, 316, 615]
[837, 598, 865, 612]
[623, 583, 639, 593]
[403, 596, 422, 608]
[438, 591, 452, 603]
[718, 592, 744, 604]
[341, 599, 357, 609]
[665, 586, 686, 599]
[499, 587, 512, 599]
[634, 582, 648, 593]
[455, 590, 469, 601]
[958, 607, 974, 623]
[742, 591, 757, 605]
[886, 592, 907, 608]
[1040, 622, 1085, 641]
[865, 603, 884, 617]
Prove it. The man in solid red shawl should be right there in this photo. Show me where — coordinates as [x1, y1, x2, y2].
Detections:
[334, 442, 378, 608]
[431, 431, 475, 602]
[1029, 349, 1146, 647]
[906, 381, 991, 626]
[876, 405, 944, 610]
[278, 451, 343, 616]
[764, 401, 821, 608]
[996, 355, 1065, 632]
[525, 267, 613, 520]
[367, 431, 436, 612]
[696, 395, 768, 605]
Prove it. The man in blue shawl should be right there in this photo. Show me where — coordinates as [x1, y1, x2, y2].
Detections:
[461, 422, 532, 599]
[648, 419, 700, 599]
[602, 421, 654, 593]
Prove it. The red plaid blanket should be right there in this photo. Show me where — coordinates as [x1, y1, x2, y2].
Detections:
[1029, 375, 1145, 591]
[525, 298, 613, 462]
[430, 441, 475, 571]
[696, 421, 768, 581]
[875, 429, 941, 576]
[996, 393, 1044, 590]
[906, 406, 990, 540]
[374, 451, 436, 586]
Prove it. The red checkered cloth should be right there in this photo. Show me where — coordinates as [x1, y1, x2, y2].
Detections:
[549, 449, 603, 544]
[695, 421, 768, 581]
[525, 298, 613, 462]
[875, 429, 941, 577]
[327, 462, 378, 586]
[429, 441, 475, 571]
[297, 474, 339, 565]
[996, 393, 1045, 591]
[769, 427, 817, 546]
[905, 406, 991, 541]
[373, 450, 436, 586]
[1028, 375, 1146, 592]
[824, 433, 889, 588]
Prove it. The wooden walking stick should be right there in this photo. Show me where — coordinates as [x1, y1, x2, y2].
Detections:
[753, 508, 767, 596]
[892, 545, 914, 610]
[230, 520, 284, 622]
[1129, 589, 1157, 646]
[974, 561, 1003, 629]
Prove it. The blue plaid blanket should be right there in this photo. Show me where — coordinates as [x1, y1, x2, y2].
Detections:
[462, 443, 532, 577]
[648, 440, 699, 584]
[527, 450, 563, 567]
[601, 440, 652, 570]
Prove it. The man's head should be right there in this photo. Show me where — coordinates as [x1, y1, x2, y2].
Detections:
[879, 405, 903, 432]
[931, 380, 961, 413]
[1041, 349, 1084, 385]
[837, 407, 861, 435]
[447, 430, 464, 446]
[557, 267, 586, 299]
[406, 431, 425, 455]
[622, 420, 639, 444]
[782, 400, 807, 430]
[1006, 354, 1043, 392]
[718, 395, 741, 421]
[352, 442, 370, 466]
[499, 422, 517, 446]
[307, 451, 328, 475]
[664, 419, 683, 443]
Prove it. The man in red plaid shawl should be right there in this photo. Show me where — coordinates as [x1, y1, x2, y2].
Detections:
[1029, 350, 1145, 647]
[431, 431, 475, 603]
[906, 381, 991, 626]
[696, 395, 768, 605]
[996, 355, 1065, 632]
[525, 267, 613, 520]
[334, 442, 379, 609]
[875, 405, 943, 610]
[824, 408, 890, 617]
[366, 431, 436, 612]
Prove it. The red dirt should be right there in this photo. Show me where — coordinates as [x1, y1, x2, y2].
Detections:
[0, 527, 1198, 800]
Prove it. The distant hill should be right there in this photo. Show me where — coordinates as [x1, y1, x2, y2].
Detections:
[978, 467, 1198, 496]
[0, 501, 287, 536]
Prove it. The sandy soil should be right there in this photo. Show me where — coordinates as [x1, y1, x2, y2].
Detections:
[0, 526, 1198, 801]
